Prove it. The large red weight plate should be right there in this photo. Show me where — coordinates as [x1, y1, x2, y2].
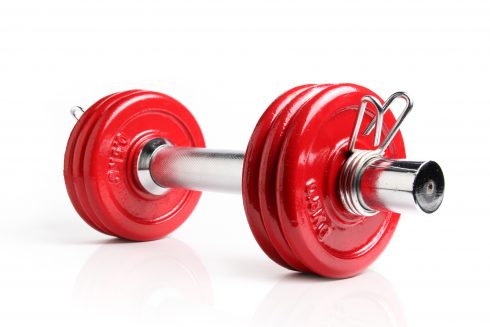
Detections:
[243, 85, 314, 270]
[258, 84, 333, 272]
[276, 84, 406, 278]
[65, 90, 205, 241]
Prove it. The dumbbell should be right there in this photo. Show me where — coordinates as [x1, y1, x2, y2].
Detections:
[64, 83, 444, 278]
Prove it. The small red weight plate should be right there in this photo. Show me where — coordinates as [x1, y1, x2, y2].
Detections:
[64, 92, 119, 234]
[65, 94, 104, 231]
[259, 85, 333, 271]
[83, 91, 205, 241]
[276, 84, 406, 278]
[71, 91, 144, 235]
[243, 85, 314, 270]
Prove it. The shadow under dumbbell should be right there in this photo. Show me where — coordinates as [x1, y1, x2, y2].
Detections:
[223, 254, 298, 281]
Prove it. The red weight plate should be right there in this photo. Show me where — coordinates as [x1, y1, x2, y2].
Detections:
[243, 85, 314, 270]
[83, 91, 205, 241]
[72, 92, 143, 234]
[65, 94, 105, 231]
[72, 91, 145, 235]
[64, 92, 119, 234]
[258, 84, 333, 272]
[276, 84, 406, 278]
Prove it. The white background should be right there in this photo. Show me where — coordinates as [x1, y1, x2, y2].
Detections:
[0, 0, 488, 326]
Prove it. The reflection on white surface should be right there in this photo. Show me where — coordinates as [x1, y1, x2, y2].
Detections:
[72, 238, 213, 322]
[253, 271, 406, 327]
[72, 237, 405, 326]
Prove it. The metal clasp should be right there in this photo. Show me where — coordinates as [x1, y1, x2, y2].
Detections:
[70, 106, 85, 121]
[348, 92, 413, 154]
[340, 92, 415, 217]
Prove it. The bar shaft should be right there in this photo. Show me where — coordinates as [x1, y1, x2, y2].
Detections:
[359, 159, 444, 214]
[150, 147, 244, 193]
[148, 146, 444, 214]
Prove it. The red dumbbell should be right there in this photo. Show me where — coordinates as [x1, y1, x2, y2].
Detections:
[64, 84, 444, 278]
